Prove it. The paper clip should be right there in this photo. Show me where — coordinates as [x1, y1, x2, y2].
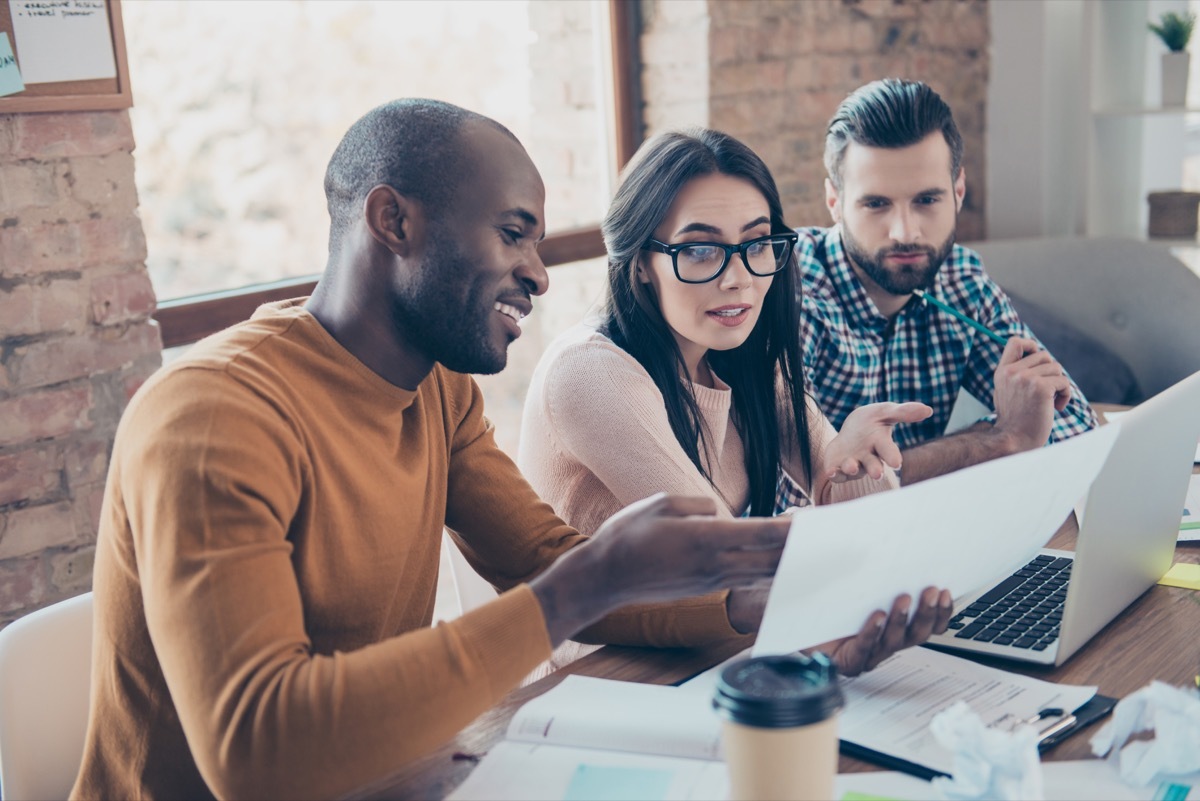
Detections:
[1019, 707, 1077, 744]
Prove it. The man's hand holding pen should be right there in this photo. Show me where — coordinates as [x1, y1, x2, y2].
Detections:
[991, 336, 1072, 452]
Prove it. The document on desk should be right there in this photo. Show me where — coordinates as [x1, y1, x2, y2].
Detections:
[838, 647, 1096, 777]
[753, 424, 1119, 656]
[451, 752, 1197, 801]
[449, 667, 1111, 801]
[448, 675, 726, 801]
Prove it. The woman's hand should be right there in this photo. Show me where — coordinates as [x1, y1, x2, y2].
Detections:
[822, 401, 932, 485]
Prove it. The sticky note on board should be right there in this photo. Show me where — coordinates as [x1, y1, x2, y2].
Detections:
[0, 33, 25, 98]
[1158, 563, 1200, 590]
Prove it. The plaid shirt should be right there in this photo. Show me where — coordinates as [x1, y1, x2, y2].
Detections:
[795, 226, 1097, 449]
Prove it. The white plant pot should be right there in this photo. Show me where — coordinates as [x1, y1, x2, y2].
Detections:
[1162, 51, 1190, 107]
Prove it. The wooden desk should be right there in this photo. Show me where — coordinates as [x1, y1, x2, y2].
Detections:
[365, 513, 1200, 799]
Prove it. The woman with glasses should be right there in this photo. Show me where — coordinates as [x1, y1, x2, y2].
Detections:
[518, 128, 949, 673]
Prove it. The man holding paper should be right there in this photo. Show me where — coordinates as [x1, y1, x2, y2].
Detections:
[72, 100, 947, 801]
[796, 79, 1097, 484]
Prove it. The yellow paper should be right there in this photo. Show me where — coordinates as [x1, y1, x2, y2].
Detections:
[1158, 563, 1200, 590]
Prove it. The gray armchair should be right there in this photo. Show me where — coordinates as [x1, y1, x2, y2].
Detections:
[966, 237, 1200, 404]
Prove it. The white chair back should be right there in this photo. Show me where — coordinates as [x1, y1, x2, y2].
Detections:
[0, 591, 94, 801]
[440, 531, 499, 616]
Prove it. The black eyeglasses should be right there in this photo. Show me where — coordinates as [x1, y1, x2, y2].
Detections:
[643, 232, 798, 284]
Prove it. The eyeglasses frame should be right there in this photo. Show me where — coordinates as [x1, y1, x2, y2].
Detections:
[642, 231, 799, 284]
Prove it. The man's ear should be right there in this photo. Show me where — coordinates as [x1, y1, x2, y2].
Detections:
[824, 177, 842, 224]
[364, 184, 424, 256]
[953, 167, 966, 213]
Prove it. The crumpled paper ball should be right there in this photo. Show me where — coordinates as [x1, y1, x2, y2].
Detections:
[1091, 680, 1200, 786]
[929, 700, 1045, 801]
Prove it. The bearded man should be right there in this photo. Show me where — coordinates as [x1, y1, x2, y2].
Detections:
[796, 79, 1096, 484]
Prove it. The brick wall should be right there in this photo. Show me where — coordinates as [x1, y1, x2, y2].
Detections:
[0, 111, 161, 625]
[641, 0, 989, 239]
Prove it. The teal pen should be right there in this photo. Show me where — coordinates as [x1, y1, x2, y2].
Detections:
[912, 289, 1008, 347]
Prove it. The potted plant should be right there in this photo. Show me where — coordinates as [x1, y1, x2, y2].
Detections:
[1149, 10, 1197, 106]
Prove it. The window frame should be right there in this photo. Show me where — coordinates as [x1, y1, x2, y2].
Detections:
[152, 0, 640, 349]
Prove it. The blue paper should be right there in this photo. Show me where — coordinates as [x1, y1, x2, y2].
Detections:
[563, 763, 673, 801]
[0, 33, 24, 98]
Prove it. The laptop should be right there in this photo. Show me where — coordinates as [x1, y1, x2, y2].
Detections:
[927, 369, 1200, 666]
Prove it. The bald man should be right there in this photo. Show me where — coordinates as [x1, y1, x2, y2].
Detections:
[73, 100, 945, 799]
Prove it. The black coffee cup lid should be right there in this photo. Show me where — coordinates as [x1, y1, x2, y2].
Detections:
[712, 654, 844, 728]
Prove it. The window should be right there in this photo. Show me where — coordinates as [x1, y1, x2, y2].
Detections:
[134, 0, 639, 458]
[125, 0, 637, 327]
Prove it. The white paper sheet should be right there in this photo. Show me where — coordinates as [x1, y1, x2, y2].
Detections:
[448, 743, 1197, 801]
[1104, 409, 1200, 463]
[448, 741, 724, 801]
[838, 647, 1096, 777]
[837, 762, 1199, 801]
[508, 675, 723, 761]
[8, 0, 116, 84]
[753, 424, 1119, 656]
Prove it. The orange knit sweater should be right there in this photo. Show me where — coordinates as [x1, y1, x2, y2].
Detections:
[71, 301, 740, 800]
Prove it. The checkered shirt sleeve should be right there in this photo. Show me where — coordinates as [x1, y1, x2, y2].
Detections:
[795, 227, 1097, 450]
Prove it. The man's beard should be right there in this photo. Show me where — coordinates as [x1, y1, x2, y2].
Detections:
[842, 222, 956, 296]
[389, 234, 513, 375]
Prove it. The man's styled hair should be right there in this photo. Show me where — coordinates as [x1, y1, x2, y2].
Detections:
[322, 98, 514, 256]
[823, 78, 964, 190]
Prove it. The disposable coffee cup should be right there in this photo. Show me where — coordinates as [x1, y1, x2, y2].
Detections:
[712, 653, 844, 801]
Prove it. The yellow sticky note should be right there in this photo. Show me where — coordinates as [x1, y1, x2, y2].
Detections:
[1158, 563, 1200, 590]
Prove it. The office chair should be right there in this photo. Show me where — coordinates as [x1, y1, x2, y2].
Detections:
[439, 530, 500, 618]
[967, 237, 1200, 403]
[0, 591, 94, 801]
[438, 532, 559, 684]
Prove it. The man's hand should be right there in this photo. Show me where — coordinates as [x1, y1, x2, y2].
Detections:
[811, 587, 953, 677]
[820, 402, 932, 489]
[992, 337, 1072, 452]
[726, 580, 771, 634]
[530, 494, 790, 646]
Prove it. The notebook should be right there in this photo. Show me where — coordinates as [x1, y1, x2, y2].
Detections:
[927, 370, 1200, 666]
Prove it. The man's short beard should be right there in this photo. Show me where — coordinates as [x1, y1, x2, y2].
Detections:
[842, 223, 956, 297]
[389, 232, 509, 376]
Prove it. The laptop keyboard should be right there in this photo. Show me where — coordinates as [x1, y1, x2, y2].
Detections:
[946, 554, 1071, 651]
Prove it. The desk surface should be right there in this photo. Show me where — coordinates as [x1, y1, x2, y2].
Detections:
[365, 507, 1200, 800]
[367, 405, 1199, 797]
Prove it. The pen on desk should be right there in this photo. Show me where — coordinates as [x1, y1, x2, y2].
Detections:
[1036, 712, 1077, 744]
[912, 289, 1008, 347]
